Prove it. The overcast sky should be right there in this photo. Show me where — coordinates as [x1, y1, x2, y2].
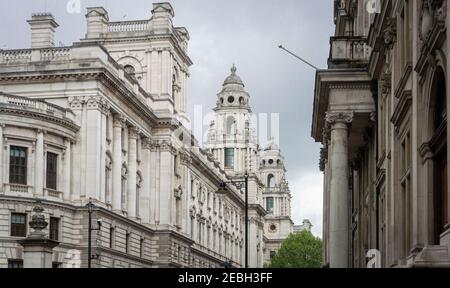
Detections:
[0, 0, 334, 237]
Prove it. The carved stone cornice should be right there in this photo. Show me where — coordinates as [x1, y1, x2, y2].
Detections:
[179, 151, 192, 166]
[325, 111, 354, 126]
[0, 106, 79, 132]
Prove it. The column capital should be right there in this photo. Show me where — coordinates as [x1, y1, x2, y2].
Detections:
[325, 111, 354, 126]
[113, 114, 127, 128]
[128, 127, 139, 139]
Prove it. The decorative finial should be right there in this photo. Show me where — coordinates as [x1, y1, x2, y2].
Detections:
[29, 201, 48, 235]
[231, 64, 237, 74]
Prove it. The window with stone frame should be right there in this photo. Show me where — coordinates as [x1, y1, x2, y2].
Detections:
[46, 152, 58, 190]
[400, 130, 412, 259]
[225, 148, 234, 169]
[10, 213, 27, 237]
[9, 146, 27, 185]
[266, 197, 274, 213]
[49, 217, 60, 241]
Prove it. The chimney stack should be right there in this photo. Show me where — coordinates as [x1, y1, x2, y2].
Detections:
[27, 13, 59, 49]
[85, 7, 109, 39]
[151, 2, 174, 34]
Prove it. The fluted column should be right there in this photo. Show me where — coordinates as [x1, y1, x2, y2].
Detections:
[127, 127, 138, 219]
[35, 130, 44, 196]
[326, 111, 353, 268]
[112, 115, 124, 212]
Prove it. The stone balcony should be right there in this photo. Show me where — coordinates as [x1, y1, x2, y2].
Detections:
[0, 93, 75, 122]
[328, 36, 371, 68]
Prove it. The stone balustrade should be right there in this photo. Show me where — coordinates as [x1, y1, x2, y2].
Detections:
[0, 93, 74, 122]
[0, 47, 72, 64]
[107, 20, 150, 33]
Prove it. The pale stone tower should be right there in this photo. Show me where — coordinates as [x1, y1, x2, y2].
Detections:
[259, 141, 293, 263]
[206, 65, 266, 267]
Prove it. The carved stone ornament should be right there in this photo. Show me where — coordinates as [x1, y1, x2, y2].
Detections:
[419, 0, 447, 41]
[325, 111, 354, 125]
[29, 201, 48, 235]
[383, 18, 397, 50]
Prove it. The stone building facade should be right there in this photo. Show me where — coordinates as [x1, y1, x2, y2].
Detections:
[313, 0, 450, 268]
[0, 3, 293, 268]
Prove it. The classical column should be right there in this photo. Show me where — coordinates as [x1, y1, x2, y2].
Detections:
[127, 127, 138, 219]
[112, 115, 124, 212]
[35, 130, 44, 196]
[325, 111, 353, 268]
[63, 139, 71, 201]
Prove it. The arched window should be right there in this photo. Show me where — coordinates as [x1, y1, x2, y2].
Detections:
[267, 174, 275, 188]
[226, 116, 236, 135]
[430, 67, 448, 241]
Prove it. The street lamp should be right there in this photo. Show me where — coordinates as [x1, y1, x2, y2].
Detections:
[216, 171, 249, 268]
[86, 200, 101, 269]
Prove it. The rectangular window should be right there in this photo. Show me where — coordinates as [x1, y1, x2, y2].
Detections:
[46, 152, 58, 190]
[11, 213, 27, 237]
[52, 262, 62, 268]
[109, 227, 115, 249]
[8, 259, 23, 268]
[140, 238, 144, 258]
[49, 217, 60, 241]
[9, 146, 27, 185]
[224, 148, 234, 169]
[125, 233, 130, 254]
[266, 197, 274, 213]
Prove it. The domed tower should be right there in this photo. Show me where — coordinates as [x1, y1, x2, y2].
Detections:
[206, 65, 258, 175]
[206, 65, 265, 268]
[260, 140, 294, 264]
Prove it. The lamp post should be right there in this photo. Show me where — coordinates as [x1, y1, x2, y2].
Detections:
[86, 200, 101, 269]
[217, 171, 249, 268]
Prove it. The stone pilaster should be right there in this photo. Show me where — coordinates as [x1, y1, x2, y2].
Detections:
[127, 127, 138, 219]
[112, 115, 125, 212]
[325, 111, 353, 268]
[35, 129, 44, 196]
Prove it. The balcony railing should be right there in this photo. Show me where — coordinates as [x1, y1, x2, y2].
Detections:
[0, 93, 74, 121]
[328, 36, 370, 68]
